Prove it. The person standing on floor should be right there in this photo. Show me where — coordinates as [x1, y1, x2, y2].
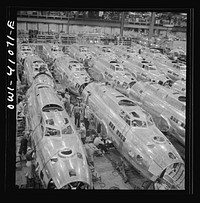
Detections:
[83, 105, 90, 131]
[18, 134, 28, 158]
[72, 103, 82, 128]
[79, 100, 85, 121]
[97, 121, 102, 135]
[79, 122, 86, 144]
[116, 157, 128, 183]
[25, 147, 36, 187]
[84, 143, 95, 168]
[89, 115, 96, 132]
[62, 95, 68, 109]
[79, 101, 89, 129]
[64, 91, 71, 117]
[89, 129, 97, 141]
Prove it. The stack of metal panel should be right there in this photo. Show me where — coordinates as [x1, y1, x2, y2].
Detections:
[36, 34, 56, 43]
[28, 30, 38, 43]
[17, 30, 29, 42]
[59, 34, 77, 44]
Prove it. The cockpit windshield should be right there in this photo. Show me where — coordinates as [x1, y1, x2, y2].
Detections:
[42, 104, 64, 112]
[75, 67, 81, 71]
[33, 60, 44, 65]
[80, 47, 88, 52]
[148, 65, 157, 70]
[142, 110, 154, 126]
[22, 48, 32, 52]
[178, 96, 186, 102]
[132, 119, 147, 127]
[129, 81, 136, 88]
[116, 67, 124, 72]
[103, 48, 111, 52]
[127, 49, 135, 53]
[45, 127, 61, 137]
[130, 111, 140, 118]
[129, 110, 154, 128]
[110, 60, 118, 64]
[62, 125, 74, 134]
[118, 99, 136, 106]
[51, 46, 62, 52]
[120, 109, 150, 128]
[73, 66, 84, 72]
[39, 65, 48, 72]
[70, 61, 79, 63]
[180, 65, 186, 71]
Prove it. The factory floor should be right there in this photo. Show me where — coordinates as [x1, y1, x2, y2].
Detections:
[92, 148, 153, 190]
[68, 110, 152, 189]
[15, 103, 184, 190]
[15, 110, 153, 190]
[15, 137, 153, 190]
[16, 137, 28, 187]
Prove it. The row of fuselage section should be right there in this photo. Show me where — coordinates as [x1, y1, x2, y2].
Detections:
[17, 42, 186, 190]
[18, 42, 186, 145]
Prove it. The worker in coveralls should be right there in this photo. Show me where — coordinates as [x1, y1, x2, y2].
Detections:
[25, 147, 36, 187]
[18, 133, 29, 159]
[72, 103, 82, 128]
[79, 122, 86, 144]
[84, 143, 95, 167]
[63, 91, 71, 117]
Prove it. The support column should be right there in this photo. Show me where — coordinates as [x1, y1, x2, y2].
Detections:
[120, 12, 125, 38]
[67, 11, 70, 34]
[58, 23, 60, 33]
[149, 12, 155, 39]
[138, 28, 142, 37]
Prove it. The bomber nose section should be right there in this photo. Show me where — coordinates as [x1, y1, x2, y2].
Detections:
[147, 134, 185, 190]
[154, 162, 185, 190]
[61, 181, 92, 189]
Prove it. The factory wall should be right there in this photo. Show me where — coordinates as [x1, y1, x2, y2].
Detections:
[27, 22, 37, 30]
[49, 24, 58, 32]
[160, 30, 186, 39]
[17, 22, 121, 35]
[173, 40, 186, 51]
[17, 22, 26, 30]
[175, 32, 186, 39]
[17, 22, 186, 38]
[38, 23, 48, 32]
